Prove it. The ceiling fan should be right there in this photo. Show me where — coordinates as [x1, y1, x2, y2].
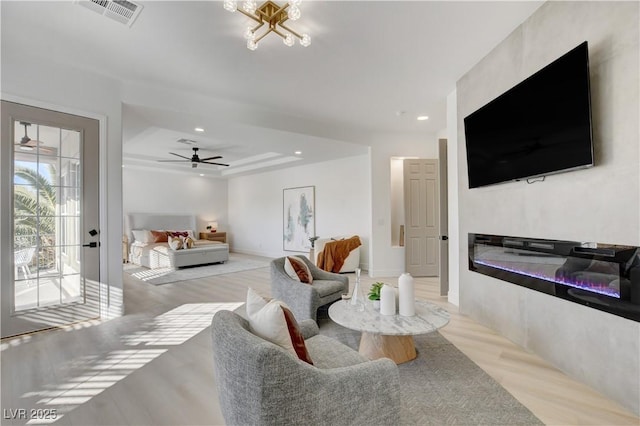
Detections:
[158, 147, 230, 168]
[15, 122, 55, 155]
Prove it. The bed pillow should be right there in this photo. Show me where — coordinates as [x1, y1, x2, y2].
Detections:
[168, 236, 183, 250]
[245, 288, 313, 365]
[284, 256, 313, 284]
[131, 229, 153, 243]
[150, 230, 168, 243]
[168, 230, 195, 239]
[184, 236, 194, 249]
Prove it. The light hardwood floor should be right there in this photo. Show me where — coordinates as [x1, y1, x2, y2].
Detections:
[1, 254, 638, 425]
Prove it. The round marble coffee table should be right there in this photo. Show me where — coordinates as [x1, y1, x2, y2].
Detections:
[328, 299, 450, 364]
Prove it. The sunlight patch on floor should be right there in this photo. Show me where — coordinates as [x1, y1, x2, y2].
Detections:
[19, 302, 242, 424]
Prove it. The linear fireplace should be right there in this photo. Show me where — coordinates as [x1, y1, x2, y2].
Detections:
[469, 234, 640, 322]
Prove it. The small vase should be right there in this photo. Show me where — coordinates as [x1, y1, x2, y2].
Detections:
[380, 284, 396, 316]
[372, 300, 380, 310]
[398, 272, 415, 317]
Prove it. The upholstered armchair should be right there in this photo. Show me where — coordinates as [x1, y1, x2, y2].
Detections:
[270, 255, 348, 322]
[211, 309, 401, 426]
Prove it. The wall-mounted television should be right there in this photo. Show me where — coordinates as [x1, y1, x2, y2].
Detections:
[464, 41, 594, 189]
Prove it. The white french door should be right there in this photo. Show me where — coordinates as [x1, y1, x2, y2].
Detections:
[1, 101, 100, 338]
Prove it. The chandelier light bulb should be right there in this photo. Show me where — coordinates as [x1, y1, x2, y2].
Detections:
[244, 27, 255, 40]
[300, 33, 311, 47]
[283, 33, 295, 46]
[287, 5, 301, 21]
[247, 39, 258, 50]
[223, 0, 237, 12]
[243, 0, 257, 14]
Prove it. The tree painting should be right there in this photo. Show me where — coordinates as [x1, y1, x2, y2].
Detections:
[283, 186, 315, 252]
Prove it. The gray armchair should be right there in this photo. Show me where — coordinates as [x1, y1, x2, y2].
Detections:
[270, 255, 349, 321]
[211, 309, 401, 426]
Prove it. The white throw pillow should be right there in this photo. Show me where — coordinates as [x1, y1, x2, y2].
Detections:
[132, 229, 153, 243]
[245, 288, 313, 364]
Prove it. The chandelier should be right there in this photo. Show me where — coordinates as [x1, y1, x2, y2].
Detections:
[224, 0, 311, 50]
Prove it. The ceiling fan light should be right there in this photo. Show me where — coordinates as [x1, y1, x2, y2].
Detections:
[247, 39, 258, 50]
[287, 5, 300, 21]
[243, 0, 257, 14]
[300, 33, 311, 47]
[223, 0, 237, 12]
[192, 163, 198, 168]
[283, 33, 295, 47]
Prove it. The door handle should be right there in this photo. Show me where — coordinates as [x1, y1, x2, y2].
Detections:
[441, 236, 449, 241]
[82, 242, 99, 248]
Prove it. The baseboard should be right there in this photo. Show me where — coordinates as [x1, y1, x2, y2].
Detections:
[447, 290, 460, 306]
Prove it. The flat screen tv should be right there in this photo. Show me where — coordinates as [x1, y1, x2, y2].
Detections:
[464, 41, 594, 189]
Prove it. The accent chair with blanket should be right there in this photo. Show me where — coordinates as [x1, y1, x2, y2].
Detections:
[316, 235, 362, 273]
[270, 255, 348, 321]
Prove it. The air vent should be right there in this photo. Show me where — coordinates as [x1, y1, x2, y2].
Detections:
[176, 139, 197, 145]
[76, 0, 143, 27]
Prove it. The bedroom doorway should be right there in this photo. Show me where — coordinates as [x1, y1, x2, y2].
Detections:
[1, 101, 100, 338]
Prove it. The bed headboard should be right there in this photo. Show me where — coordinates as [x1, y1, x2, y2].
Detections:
[128, 213, 196, 234]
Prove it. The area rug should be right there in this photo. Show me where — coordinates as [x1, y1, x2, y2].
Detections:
[123, 255, 269, 285]
[317, 314, 543, 425]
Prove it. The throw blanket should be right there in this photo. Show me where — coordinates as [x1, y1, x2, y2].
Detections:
[317, 236, 361, 272]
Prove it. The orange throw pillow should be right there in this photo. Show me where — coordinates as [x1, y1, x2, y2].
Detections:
[150, 230, 168, 243]
[285, 256, 313, 284]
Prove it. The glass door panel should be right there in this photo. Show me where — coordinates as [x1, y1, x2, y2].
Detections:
[2, 100, 100, 337]
[12, 120, 84, 311]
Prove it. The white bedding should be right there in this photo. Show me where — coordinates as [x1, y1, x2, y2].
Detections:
[129, 240, 223, 268]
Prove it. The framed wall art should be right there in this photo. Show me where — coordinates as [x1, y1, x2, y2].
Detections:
[283, 186, 315, 252]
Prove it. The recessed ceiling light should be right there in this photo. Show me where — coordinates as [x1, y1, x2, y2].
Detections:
[199, 173, 204, 177]
[194, 127, 204, 132]
[295, 151, 302, 155]
[417, 115, 429, 121]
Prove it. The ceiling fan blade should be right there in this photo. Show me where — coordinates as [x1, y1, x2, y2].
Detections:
[157, 160, 189, 163]
[199, 155, 223, 161]
[201, 161, 230, 167]
[169, 152, 191, 160]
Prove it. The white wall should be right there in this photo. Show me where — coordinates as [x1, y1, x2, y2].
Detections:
[456, 1, 639, 414]
[1, 51, 124, 318]
[228, 154, 371, 269]
[122, 167, 228, 239]
[369, 134, 439, 277]
[446, 89, 460, 306]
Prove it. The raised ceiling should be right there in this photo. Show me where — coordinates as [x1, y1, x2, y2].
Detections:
[1, 1, 542, 177]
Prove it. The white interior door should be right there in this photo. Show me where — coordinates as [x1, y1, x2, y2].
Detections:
[404, 159, 439, 277]
[1, 101, 100, 338]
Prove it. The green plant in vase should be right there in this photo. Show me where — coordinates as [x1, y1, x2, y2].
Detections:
[368, 282, 384, 310]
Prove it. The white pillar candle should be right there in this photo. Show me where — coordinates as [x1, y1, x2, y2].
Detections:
[380, 284, 396, 316]
[398, 273, 415, 316]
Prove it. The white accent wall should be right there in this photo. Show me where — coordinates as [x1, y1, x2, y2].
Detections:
[456, 1, 639, 414]
[228, 154, 371, 269]
[122, 167, 228, 239]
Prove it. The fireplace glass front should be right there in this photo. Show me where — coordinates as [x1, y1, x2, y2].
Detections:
[469, 234, 640, 322]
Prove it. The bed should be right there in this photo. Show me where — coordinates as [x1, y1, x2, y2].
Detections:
[127, 213, 229, 269]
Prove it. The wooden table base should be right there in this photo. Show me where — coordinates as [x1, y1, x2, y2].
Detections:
[359, 332, 417, 364]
